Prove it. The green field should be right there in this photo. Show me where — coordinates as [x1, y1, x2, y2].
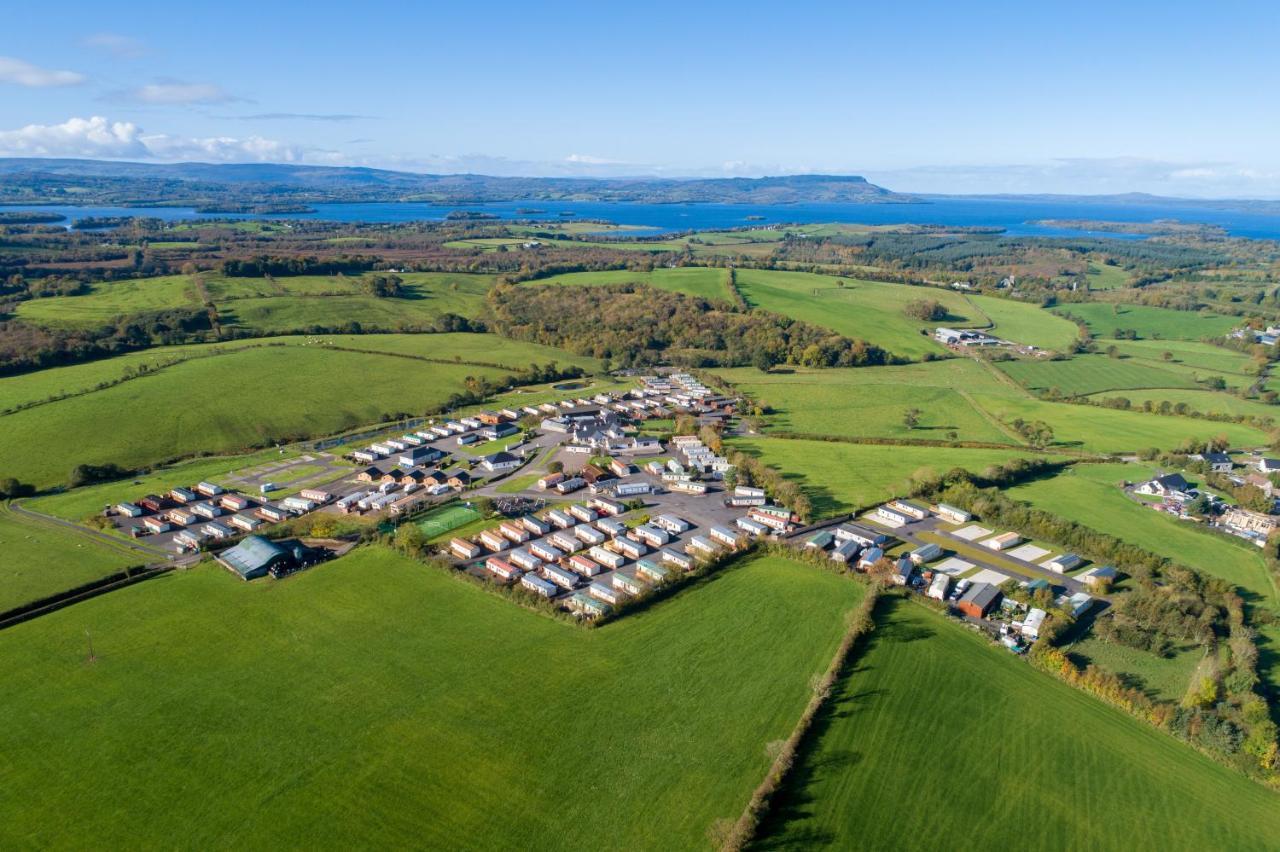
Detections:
[1067, 635, 1207, 703]
[414, 503, 482, 538]
[524, 267, 731, 301]
[759, 599, 1280, 850]
[0, 505, 143, 612]
[998, 354, 1202, 395]
[1089, 387, 1280, 422]
[967, 294, 1081, 350]
[0, 547, 863, 849]
[1052, 302, 1239, 340]
[1086, 261, 1134, 290]
[734, 269, 982, 359]
[1107, 338, 1258, 376]
[715, 361, 1015, 444]
[729, 436, 1059, 517]
[16, 272, 493, 333]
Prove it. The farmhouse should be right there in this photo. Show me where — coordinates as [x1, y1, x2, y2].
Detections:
[1135, 473, 1191, 497]
[521, 573, 558, 599]
[481, 451, 521, 474]
[957, 582, 1002, 618]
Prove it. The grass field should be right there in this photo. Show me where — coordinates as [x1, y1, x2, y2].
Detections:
[1088, 388, 1280, 422]
[997, 354, 1202, 395]
[16, 272, 493, 332]
[1067, 635, 1206, 703]
[0, 334, 600, 489]
[729, 437, 1059, 517]
[967, 294, 1081, 351]
[1086, 261, 1134, 290]
[1107, 338, 1257, 376]
[0, 505, 142, 612]
[0, 547, 863, 849]
[715, 361, 1015, 444]
[525, 267, 731, 301]
[1051, 302, 1239, 340]
[734, 269, 982, 359]
[758, 599, 1280, 850]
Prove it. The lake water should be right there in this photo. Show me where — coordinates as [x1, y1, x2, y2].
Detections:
[8, 196, 1280, 240]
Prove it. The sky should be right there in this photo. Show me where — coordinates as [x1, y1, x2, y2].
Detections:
[2, 0, 1279, 197]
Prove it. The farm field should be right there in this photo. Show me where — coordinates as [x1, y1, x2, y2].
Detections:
[16, 272, 493, 332]
[729, 436, 1058, 517]
[0, 506, 142, 613]
[757, 599, 1280, 851]
[715, 361, 1015, 444]
[733, 269, 981, 359]
[1051, 302, 1239, 340]
[967, 391, 1269, 453]
[0, 345, 517, 489]
[1107, 338, 1258, 376]
[1086, 261, 1133, 290]
[967, 294, 1081, 351]
[997, 354, 1202, 395]
[1089, 388, 1280, 422]
[1066, 635, 1207, 704]
[526, 267, 730, 301]
[0, 547, 863, 849]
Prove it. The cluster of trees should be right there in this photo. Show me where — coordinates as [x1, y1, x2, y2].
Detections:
[221, 254, 380, 277]
[484, 282, 894, 370]
[724, 448, 812, 521]
[1008, 417, 1055, 448]
[360, 273, 405, 298]
[902, 299, 948, 321]
[0, 309, 215, 376]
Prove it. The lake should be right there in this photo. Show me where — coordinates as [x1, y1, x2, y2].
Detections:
[8, 196, 1280, 240]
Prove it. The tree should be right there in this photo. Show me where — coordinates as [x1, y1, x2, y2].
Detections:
[394, 523, 428, 557]
[547, 460, 564, 474]
[903, 299, 948, 322]
[902, 407, 922, 430]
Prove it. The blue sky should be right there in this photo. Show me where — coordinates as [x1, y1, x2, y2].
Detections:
[2, 0, 1278, 196]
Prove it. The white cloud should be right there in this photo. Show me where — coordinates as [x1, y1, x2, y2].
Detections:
[0, 115, 312, 163]
[125, 82, 241, 105]
[82, 33, 146, 58]
[0, 56, 85, 87]
[564, 153, 627, 166]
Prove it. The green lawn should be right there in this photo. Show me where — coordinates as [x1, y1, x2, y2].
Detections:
[729, 436, 1059, 517]
[0, 547, 863, 849]
[1052, 302, 1239, 340]
[967, 294, 1082, 350]
[998, 354, 1202, 395]
[528, 267, 731, 301]
[0, 505, 142, 612]
[715, 361, 1015, 444]
[758, 599, 1280, 851]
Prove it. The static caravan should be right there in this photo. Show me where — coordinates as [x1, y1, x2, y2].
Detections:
[1043, 553, 1083, 573]
[256, 504, 288, 523]
[570, 554, 603, 577]
[736, 517, 768, 537]
[568, 504, 599, 524]
[615, 481, 651, 497]
[486, 557, 521, 581]
[509, 548, 542, 572]
[499, 521, 531, 543]
[615, 537, 647, 560]
[281, 496, 317, 514]
[479, 529, 509, 552]
[537, 473, 565, 491]
[734, 485, 766, 499]
[116, 502, 143, 518]
[889, 499, 930, 521]
[1022, 607, 1047, 640]
[300, 489, 332, 504]
[635, 559, 669, 583]
[544, 564, 581, 590]
[230, 514, 263, 533]
[589, 496, 625, 516]
[547, 509, 575, 529]
[874, 506, 912, 528]
[612, 573, 646, 595]
[141, 516, 171, 534]
[169, 487, 197, 504]
[669, 481, 708, 496]
[575, 525, 606, 546]
[571, 591, 611, 617]
[805, 531, 833, 550]
[201, 521, 233, 540]
[596, 517, 627, 538]
[549, 531, 582, 553]
[588, 545, 626, 570]
[709, 525, 745, 549]
[556, 477, 586, 494]
[687, 535, 718, 556]
[195, 481, 224, 497]
[220, 493, 251, 512]
[934, 503, 972, 524]
[174, 529, 205, 550]
[451, 538, 482, 560]
[834, 523, 886, 548]
[653, 514, 690, 534]
[661, 548, 695, 570]
[522, 515, 552, 536]
[634, 524, 671, 548]
[192, 502, 223, 520]
[167, 507, 197, 526]
[857, 547, 884, 570]
[521, 574, 558, 599]
[530, 541, 564, 563]
[588, 582, 623, 605]
[927, 573, 951, 601]
[983, 532, 1023, 551]
[830, 540, 860, 564]
[909, 542, 943, 566]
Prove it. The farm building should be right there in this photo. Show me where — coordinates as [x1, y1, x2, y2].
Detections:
[216, 535, 294, 580]
[451, 538, 482, 560]
[927, 573, 950, 600]
[570, 591, 610, 617]
[481, 451, 522, 474]
[957, 582, 1002, 618]
[909, 543, 942, 565]
[521, 574, 558, 599]
[934, 503, 971, 524]
[1043, 553, 1083, 573]
[570, 554, 602, 577]
[983, 532, 1022, 551]
[544, 564, 581, 590]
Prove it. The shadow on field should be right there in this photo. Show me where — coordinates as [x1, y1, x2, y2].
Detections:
[751, 597, 929, 849]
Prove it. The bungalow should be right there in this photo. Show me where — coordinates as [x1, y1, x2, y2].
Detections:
[909, 542, 942, 565]
[934, 503, 972, 524]
[169, 487, 197, 504]
[451, 538, 482, 560]
[874, 505, 913, 528]
[1257, 458, 1280, 475]
[635, 559, 669, 583]
[575, 525, 607, 547]
[589, 545, 626, 570]
[736, 517, 769, 537]
[615, 538, 647, 560]
[834, 523, 887, 548]
[1197, 452, 1233, 473]
[957, 582, 1002, 618]
[499, 521, 531, 543]
[380, 469, 406, 485]
[569, 591, 610, 617]
[634, 524, 671, 548]
[569, 504, 599, 524]
[889, 499, 930, 521]
[509, 548, 542, 572]
[830, 540, 860, 563]
[201, 520, 234, 540]
[927, 573, 951, 601]
[612, 573, 646, 595]
[530, 541, 564, 563]
[709, 525, 745, 549]
[356, 466, 381, 483]
[570, 554, 603, 577]
[1043, 553, 1083, 573]
[556, 477, 586, 494]
[1022, 608, 1048, 641]
[547, 509, 575, 529]
[521, 572, 559, 600]
[660, 548, 695, 570]
[544, 564, 581, 590]
[115, 501, 143, 518]
[857, 547, 884, 570]
[588, 582, 623, 605]
[447, 470, 473, 489]
[983, 531, 1023, 551]
[653, 514, 691, 534]
[522, 515, 552, 536]
[1136, 472, 1191, 497]
[481, 451, 521, 474]
[399, 446, 442, 468]
[486, 557, 522, 581]
[479, 529, 509, 552]
[549, 531, 582, 553]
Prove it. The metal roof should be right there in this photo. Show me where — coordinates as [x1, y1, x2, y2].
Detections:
[217, 535, 286, 578]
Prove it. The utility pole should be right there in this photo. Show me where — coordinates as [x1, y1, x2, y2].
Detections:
[85, 628, 97, 664]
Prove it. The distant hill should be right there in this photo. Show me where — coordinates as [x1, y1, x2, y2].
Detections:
[0, 159, 914, 207]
